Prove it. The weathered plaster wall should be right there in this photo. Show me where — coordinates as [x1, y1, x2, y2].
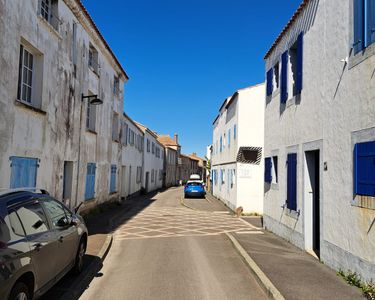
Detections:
[0, 0, 126, 211]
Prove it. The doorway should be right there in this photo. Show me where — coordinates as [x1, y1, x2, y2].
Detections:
[128, 166, 132, 196]
[63, 161, 73, 206]
[304, 150, 320, 257]
[145, 172, 149, 193]
[121, 166, 126, 199]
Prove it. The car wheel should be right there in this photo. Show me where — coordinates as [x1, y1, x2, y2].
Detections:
[73, 239, 86, 275]
[9, 282, 30, 300]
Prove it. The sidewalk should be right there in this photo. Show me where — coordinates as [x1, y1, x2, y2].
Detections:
[189, 194, 364, 300]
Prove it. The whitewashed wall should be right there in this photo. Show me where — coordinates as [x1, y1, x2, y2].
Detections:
[264, 0, 375, 281]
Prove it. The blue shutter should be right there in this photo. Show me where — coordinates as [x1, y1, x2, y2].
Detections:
[287, 153, 297, 211]
[354, 141, 375, 196]
[264, 157, 272, 183]
[85, 163, 96, 200]
[367, 0, 375, 46]
[266, 68, 273, 96]
[234, 125, 237, 139]
[296, 32, 304, 94]
[280, 51, 288, 103]
[354, 0, 365, 53]
[10, 157, 38, 188]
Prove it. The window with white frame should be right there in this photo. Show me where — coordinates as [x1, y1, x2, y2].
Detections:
[272, 156, 278, 184]
[39, 0, 59, 31]
[88, 43, 99, 74]
[17, 43, 43, 108]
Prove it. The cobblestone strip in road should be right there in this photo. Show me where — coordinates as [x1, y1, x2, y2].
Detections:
[114, 207, 262, 240]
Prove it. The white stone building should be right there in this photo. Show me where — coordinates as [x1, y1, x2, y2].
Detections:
[0, 0, 128, 212]
[263, 0, 375, 281]
[211, 84, 265, 213]
[120, 113, 144, 199]
[135, 122, 164, 193]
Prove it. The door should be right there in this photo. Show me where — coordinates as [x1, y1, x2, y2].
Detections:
[128, 166, 132, 196]
[63, 161, 73, 205]
[145, 172, 149, 193]
[304, 150, 320, 257]
[121, 166, 127, 198]
[41, 197, 78, 274]
[14, 201, 58, 288]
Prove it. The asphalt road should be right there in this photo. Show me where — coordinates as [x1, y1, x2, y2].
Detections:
[80, 187, 266, 300]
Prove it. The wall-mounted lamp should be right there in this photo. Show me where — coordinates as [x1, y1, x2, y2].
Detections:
[81, 93, 103, 105]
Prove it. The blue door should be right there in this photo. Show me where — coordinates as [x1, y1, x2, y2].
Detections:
[10, 157, 38, 188]
[85, 163, 96, 200]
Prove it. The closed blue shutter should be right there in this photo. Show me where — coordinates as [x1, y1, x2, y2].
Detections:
[354, 0, 365, 53]
[110, 165, 117, 193]
[354, 141, 375, 196]
[234, 125, 237, 140]
[266, 68, 273, 96]
[264, 157, 272, 183]
[296, 32, 304, 94]
[287, 153, 297, 211]
[10, 157, 38, 188]
[280, 51, 288, 103]
[367, 0, 375, 46]
[85, 163, 96, 200]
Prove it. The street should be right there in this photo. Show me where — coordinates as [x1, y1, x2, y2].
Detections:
[80, 187, 267, 300]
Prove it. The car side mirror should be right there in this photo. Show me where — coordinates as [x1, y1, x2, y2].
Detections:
[56, 217, 69, 227]
[70, 215, 79, 226]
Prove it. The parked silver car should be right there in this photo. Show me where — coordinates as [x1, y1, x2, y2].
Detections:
[0, 189, 88, 300]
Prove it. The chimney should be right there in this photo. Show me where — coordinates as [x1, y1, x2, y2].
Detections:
[174, 133, 178, 144]
[193, 152, 197, 156]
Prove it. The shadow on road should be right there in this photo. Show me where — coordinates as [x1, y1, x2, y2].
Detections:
[41, 189, 164, 300]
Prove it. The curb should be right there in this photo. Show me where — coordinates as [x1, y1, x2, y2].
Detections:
[225, 232, 285, 300]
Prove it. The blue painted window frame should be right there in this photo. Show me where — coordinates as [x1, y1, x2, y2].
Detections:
[110, 164, 117, 193]
[264, 157, 272, 183]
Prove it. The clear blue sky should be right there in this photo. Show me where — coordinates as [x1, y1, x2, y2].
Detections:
[82, 0, 301, 157]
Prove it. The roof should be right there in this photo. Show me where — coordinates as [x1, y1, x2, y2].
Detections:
[134, 121, 164, 147]
[157, 135, 180, 147]
[74, 0, 129, 79]
[123, 113, 143, 134]
[264, 0, 309, 59]
[225, 82, 265, 109]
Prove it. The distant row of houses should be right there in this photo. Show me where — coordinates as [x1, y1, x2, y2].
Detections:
[0, 0, 206, 213]
[210, 0, 374, 282]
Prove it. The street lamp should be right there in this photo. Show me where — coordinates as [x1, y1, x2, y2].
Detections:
[73, 93, 103, 209]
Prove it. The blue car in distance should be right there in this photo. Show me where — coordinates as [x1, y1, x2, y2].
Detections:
[184, 182, 206, 198]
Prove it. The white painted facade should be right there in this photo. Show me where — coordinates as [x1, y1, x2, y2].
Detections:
[137, 123, 164, 193]
[120, 114, 143, 198]
[0, 0, 128, 212]
[264, 0, 375, 281]
[211, 84, 265, 214]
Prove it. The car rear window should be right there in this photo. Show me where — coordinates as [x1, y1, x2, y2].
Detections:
[187, 182, 202, 186]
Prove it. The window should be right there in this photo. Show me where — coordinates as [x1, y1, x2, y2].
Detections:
[353, 0, 375, 54]
[85, 163, 96, 200]
[42, 198, 67, 228]
[88, 44, 99, 74]
[17, 44, 43, 108]
[10, 157, 38, 188]
[147, 139, 150, 152]
[289, 34, 303, 96]
[86, 101, 96, 132]
[228, 129, 231, 148]
[151, 169, 154, 182]
[220, 136, 223, 152]
[280, 51, 289, 103]
[286, 153, 297, 211]
[266, 68, 273, 96]
[121, 122, 128, 145]
[39, 0, 59, 31]
[354, 141, 375, 196]
[234, 125, 237, 140]
[265, 157, 272, 183]
[4, 210, 26, 242]
[274, 63, 280, 90]
[14, 202, 49, 235]
[152, 142, 155, 154]
[72, 22, 77, 69]
[112, 113, 119, 141]
[110, 165, 117, 193]
[113, 75, 119, 95]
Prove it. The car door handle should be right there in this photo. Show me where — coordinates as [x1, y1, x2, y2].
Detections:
[58, 236, 64, 243]
[32, 243, 42, 251]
